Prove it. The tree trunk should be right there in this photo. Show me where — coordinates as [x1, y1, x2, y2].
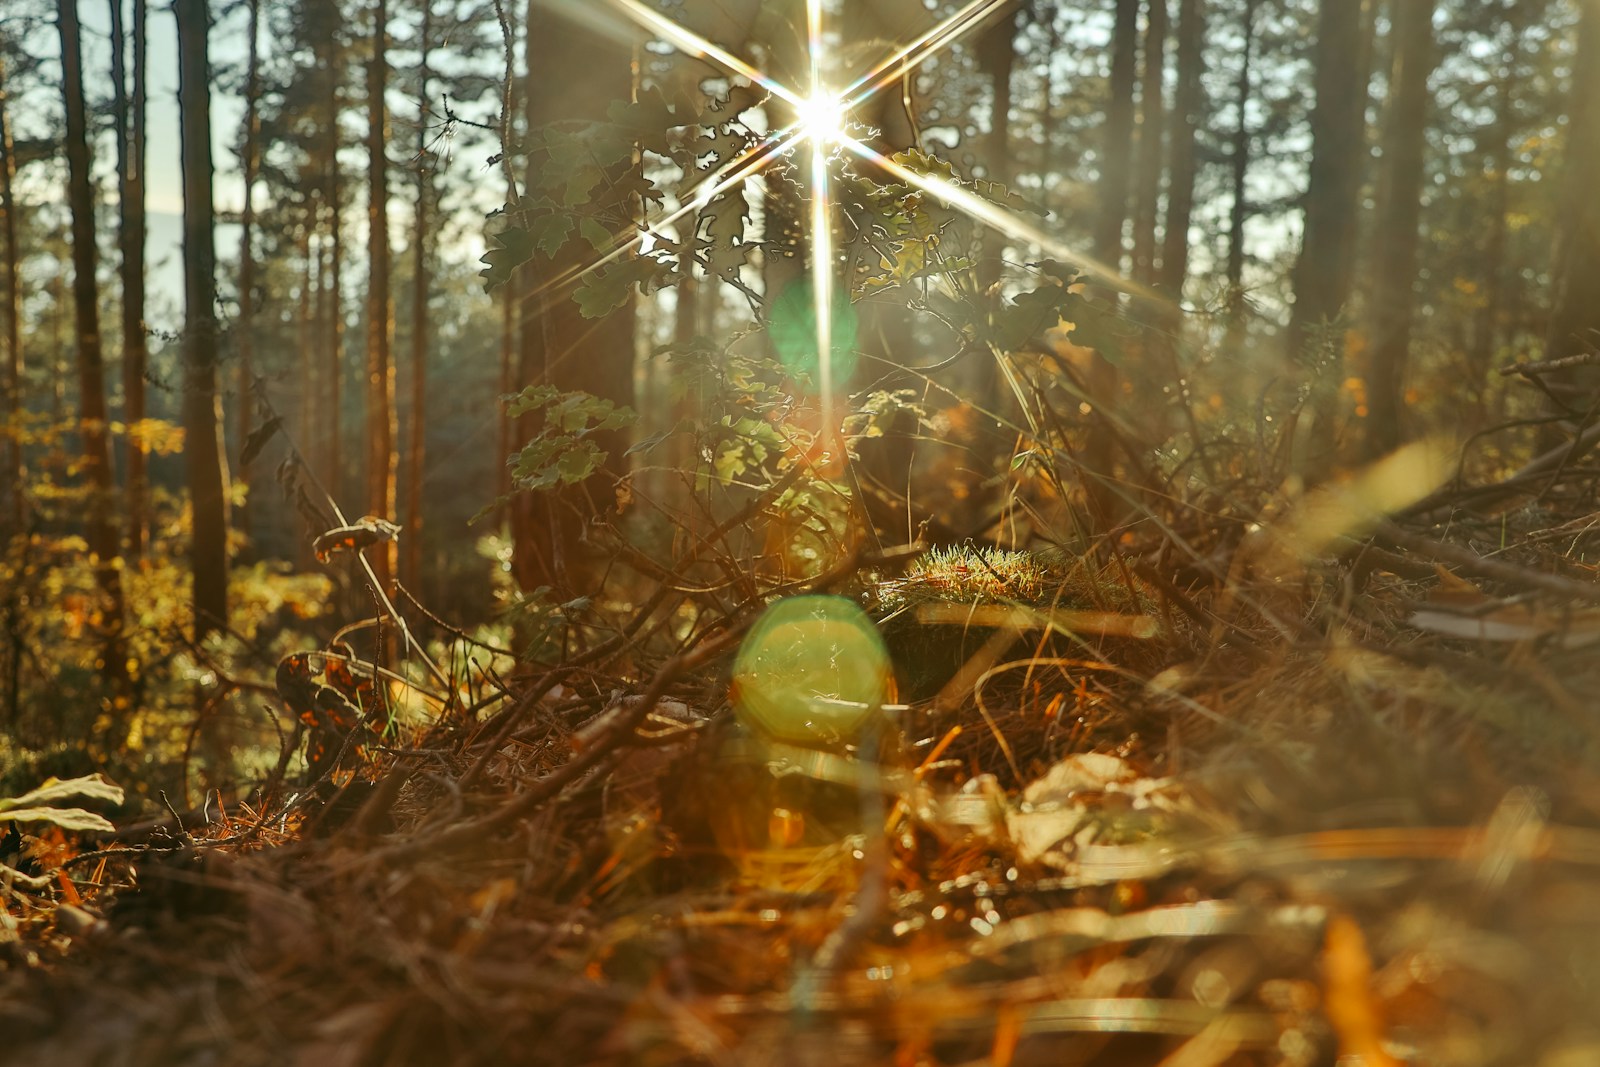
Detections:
[324, 46, 345, 503]
[58, 0, 129, 693]
[511, 0, 637, 594]
[110, 0, 149, 563]
[1471, 8, 1524, 381]
[365, 0, 396, 594]
[1093, 0, 1140, 283]
[175, 0, 230, 645]
[402, 0, 431, 595]
[966, 1, 1020, 427]
[0, 48, 23, 535]
[1131, 0, 1168, 286]
[1158, 0, 1204, 304]
[1544, 0, 1600, 396]
[1288, 0, 1375, 358]
[975, 2, 1019, 297]
[1363, 0, 1436, 458]
[235, 0, 262, 545]
[1223, 0, 1257, 351]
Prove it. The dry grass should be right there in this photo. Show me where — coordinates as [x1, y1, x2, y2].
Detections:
[8, 384, 1600, 1067]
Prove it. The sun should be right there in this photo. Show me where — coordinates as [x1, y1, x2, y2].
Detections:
[537, 0, 1145, 442]
[795, 91, 847, 148]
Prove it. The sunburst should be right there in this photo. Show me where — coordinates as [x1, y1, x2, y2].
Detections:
[535, 0, 1143, 438]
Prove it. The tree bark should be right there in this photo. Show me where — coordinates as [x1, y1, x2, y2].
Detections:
[1222, 0, 1258, 351]
[110, 0, 149, 562]
[58, 0, 129, 690]
[1364, 0, 1436, 458]
[403, 0, 432, 595]
[175, 0, 230, 645]
[1470, 5, 1525, 380]
[1543, 0, 1600, 402]
[963, 1, 1020, 429]
[511, 0, 637, 594]
[1287, 0, 1375, 359]
[235, 0, 262, 545]
[1131, 0, 1169, 286]
[0, 48, 23, 535]
[365, 0, 397, 594]
[975, 2, 1019, 297]
[323, 39, 346, 502]
[1093, 0, 1140, 283]
[1159, 0, 1204, 304]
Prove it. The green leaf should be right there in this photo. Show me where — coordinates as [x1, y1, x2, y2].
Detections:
[608, 87, 699, 156]
[702, 190, 751, 280]
[0, 773, 124, 812]
[479, 225, 535, 292]
[579, 218, 613, 254]
[0, 807, 116, 833]
[527, 212, 575, 257]
[555, 444, 605, 483]
[971, 178, 1048, 216]
[574, 258, 673, 319]
[506, 384, 561, 419]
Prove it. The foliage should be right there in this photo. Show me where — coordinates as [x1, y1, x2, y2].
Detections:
[504, 385, 638, 492]
[0, 774, 123, 834]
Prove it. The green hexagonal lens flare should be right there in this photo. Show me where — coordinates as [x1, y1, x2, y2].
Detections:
[768, 275, 859, 388]
[732, 595, 890, 745]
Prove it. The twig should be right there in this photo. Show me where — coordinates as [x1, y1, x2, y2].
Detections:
[1400, 416, 1600, 521]
[1373, 521, 1600, 606]
[1499, 350, 1599, 378]
[368, 622, 751, 866]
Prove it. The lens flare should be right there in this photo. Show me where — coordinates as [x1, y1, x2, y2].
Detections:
[732, 595, 890, 746]
[528, 0, 1167, 418]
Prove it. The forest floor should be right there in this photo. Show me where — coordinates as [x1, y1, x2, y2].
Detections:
[7, 440, 1600, 1067]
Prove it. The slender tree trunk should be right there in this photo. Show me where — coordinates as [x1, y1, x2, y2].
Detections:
[1288, 0, 1375, 358]
[403, 0, 431, 594]
[365, 0, 396, 594]
[1158, 0, 1203, 304]
[130, 0, 147, 552]
[324, 51, 345, 504]
[498, 285, 515, 506]
[298, 222, 315, 565]
[1131, 0, 1168, 286]
[1364, 0, 1436, 458]
[1223, 0, 1257, 351]
[1472, 8, 1525, 382]
[966, 2, 1020, 429]
[175, 0, 230, 645]
[1094, 0, 1140, 283]
[110, 0, 149, 562]
[57, 0, 129, 694]
[1544, 0, 1600, 405]
[236, 0, 262, 544]
[674, 215, 699, 347]
[975, 2, 1019, 297]
[0, 49, 23, 535]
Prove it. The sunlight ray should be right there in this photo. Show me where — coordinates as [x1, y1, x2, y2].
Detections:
[807, 0, 836, 435]
[837, 134, 1167, 304]
[601, 0, 803, 105]
[838, 0, 1010, 111]
[527, 126, 810, 305]
[531, 0, 1171, 357]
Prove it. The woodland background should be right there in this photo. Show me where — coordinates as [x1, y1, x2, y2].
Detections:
[6, 0, 1597, 797]
[8, 0, 1600, 1062]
